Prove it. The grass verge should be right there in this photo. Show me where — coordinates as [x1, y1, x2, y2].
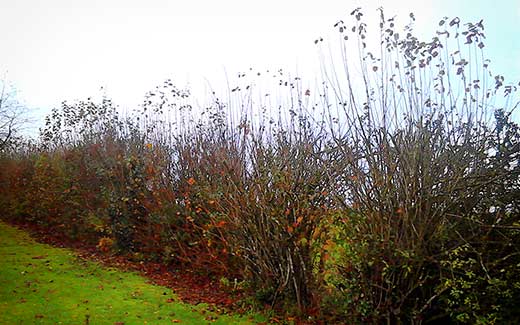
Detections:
[0, 221, 265, 324]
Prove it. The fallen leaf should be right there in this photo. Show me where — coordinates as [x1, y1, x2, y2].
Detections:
[171, 320, 181, 323]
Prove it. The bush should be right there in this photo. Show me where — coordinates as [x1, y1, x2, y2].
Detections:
[312, 8, 520, 323]
[0, 8, 518, 323]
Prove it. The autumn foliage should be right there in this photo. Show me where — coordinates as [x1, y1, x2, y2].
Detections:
[1, 9, 520, 323]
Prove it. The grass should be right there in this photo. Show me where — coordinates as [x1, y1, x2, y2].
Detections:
[0, 221, 266, 324]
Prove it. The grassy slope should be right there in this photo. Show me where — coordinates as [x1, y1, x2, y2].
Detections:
[0, 222, 265, 324]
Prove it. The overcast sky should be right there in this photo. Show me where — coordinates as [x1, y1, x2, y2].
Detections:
[1, 0, 519, 127]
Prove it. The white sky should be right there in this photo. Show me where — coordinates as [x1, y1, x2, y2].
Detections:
[1, 0, 519, 127]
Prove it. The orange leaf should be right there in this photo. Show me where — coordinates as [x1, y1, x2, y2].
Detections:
[322, 253, 330, 262]
[187, 178, 196, 186]
[287, 226, 294, 234]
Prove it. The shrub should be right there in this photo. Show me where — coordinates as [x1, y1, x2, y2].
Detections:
[0, 8, 518, 323]
[313, 8, 520, 323]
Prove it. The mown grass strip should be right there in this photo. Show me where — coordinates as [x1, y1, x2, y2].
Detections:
[0, 221, 265, 324]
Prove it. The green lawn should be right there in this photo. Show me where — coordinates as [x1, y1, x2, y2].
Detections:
[0, 221, 265, 324]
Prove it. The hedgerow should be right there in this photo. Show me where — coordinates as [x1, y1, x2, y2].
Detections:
[1, 8, 519, 323]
